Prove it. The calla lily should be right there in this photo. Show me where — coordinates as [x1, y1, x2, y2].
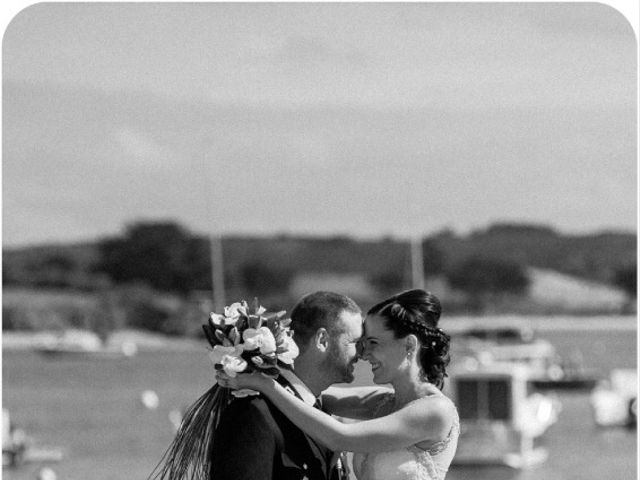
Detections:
[220, 354, 248, 377]
[242, 327, 277, 355]
[250, 297, 267, 316]
[209, 313, 228, 326]
[277, 333, 299, 365]
[225, 302, 247, 320]
[209, 344, 243, 365]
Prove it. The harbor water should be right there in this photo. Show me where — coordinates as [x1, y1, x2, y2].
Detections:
[2, 319, 637, 480]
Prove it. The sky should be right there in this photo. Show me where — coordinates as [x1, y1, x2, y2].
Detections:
[1, 1, 638, 247]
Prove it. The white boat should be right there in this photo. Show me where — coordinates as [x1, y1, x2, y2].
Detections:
[590, 368, 637, 428]
[33, 329, 137, 359]
[448, 320, 598, 390]
[2, 409, 64, 469]
[444, 362, 560, 468]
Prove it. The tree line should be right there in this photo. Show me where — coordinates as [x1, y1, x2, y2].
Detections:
[4, 221, 535, 297]
[2, 220, 636, 336]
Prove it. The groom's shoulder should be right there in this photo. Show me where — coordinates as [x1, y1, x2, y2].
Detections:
[224, 395, 285, 428]
[224, 394, 272, 419]
[219, 395, 285, 445]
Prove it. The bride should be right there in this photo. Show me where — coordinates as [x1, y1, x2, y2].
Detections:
[217, 289, 459, 480]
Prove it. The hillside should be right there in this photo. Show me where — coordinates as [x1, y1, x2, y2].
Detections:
[2, 222, 635, 336]
[428, 224, 636, 284]
[3, 222, 635, 292]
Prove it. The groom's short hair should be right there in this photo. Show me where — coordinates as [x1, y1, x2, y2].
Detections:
[290, 291, 361, 351]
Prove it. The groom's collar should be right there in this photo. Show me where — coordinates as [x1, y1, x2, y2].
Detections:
[279, 369, 318, 406]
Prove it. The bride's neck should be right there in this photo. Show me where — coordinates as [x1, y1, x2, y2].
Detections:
[391, 374, 433, 409]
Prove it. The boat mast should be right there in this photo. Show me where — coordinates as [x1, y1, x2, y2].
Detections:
[210, 234, 226, 311]
[411, 236, 425, 289]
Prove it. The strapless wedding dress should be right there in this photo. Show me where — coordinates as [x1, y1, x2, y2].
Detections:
[351, 393, 459, 480]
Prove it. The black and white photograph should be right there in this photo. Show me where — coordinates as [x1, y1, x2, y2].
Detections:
[2, 2, 637, 480]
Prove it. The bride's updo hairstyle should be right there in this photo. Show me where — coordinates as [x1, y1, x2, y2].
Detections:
[367, 289, 451, 389]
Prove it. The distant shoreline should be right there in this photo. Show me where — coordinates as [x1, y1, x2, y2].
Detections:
[0, 329, 202, 352]
[443, 315, 637, 332]
[2, 315, 636, 351]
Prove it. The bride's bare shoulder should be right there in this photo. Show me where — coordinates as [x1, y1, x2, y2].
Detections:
[403, 393, 456, 436]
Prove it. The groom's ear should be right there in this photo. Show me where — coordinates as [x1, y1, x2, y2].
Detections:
[315, 328, 329, 353]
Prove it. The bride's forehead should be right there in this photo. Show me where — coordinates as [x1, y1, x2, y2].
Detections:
[363, 315, 390, 336]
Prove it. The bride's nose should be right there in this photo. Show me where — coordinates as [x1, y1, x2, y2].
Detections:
[357, 340, 372, 360]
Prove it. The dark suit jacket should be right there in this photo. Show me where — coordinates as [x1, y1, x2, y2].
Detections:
[209, 381, 335, 480]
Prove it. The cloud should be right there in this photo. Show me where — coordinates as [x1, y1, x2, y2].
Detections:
[2, 72, 635, 246]
[275, 35, 366, 68]
[113, 127, 175, 167]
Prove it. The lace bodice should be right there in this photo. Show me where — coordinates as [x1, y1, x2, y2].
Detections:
[352, 393, 459, 480]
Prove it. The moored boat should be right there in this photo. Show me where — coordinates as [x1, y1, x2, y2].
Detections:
[444, 362, 560, 468]
[447, 319, 599, 391]
[2, 409, 64, 469]
[590, 368, 637, 428]
[33, 329, 137, 359]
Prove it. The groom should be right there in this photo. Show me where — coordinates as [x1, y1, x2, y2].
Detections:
[209, 291, 363, 480]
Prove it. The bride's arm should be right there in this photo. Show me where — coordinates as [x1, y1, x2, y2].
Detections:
[222, 373, 452, 453]
[320, 386, 392, 419]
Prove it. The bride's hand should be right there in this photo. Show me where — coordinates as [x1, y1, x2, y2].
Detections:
[215, 370, 272, 392]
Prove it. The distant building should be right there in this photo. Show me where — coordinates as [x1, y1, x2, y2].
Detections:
[428, 268, 629, 314]
[526, 268, 628, 312]
[289, 272, 377, 303]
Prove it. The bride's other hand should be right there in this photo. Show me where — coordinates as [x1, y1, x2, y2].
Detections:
[215, 371, 239, 389]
